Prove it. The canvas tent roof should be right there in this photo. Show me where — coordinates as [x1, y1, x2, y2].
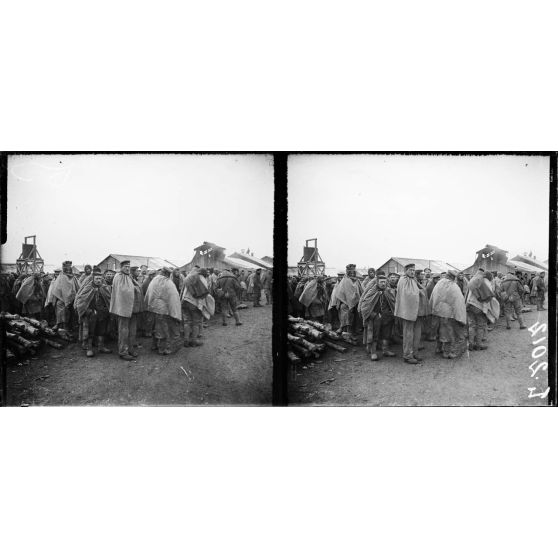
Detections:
[387, 257, 460, 274]
[229, 252, 273, 269]
[508, 254, 548, 271]
[508, 261, 545, 274]
[223, 256, 259, 270]
[104, 254, 179, 270]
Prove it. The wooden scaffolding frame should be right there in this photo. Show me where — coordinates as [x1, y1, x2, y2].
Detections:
[297, 238, 325, 277]
[16, 235, 44, 274]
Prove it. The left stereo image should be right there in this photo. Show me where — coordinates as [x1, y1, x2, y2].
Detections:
[1, 153, 274, 406]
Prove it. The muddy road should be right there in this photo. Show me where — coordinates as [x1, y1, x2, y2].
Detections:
[7, 304, 272, 406]
[289, 305, 549, 406]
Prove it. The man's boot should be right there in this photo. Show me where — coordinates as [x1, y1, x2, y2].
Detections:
[369, 341, 378, 361]
[189, 325, 203, 347]
[183, 324, 192, 347]
[86, 337, 94, 357]
[475, 334, 488, 350]
[381, 339, 395, 357]
[518, 314, 526, 329]
[98, 336, 112, 354]
[158, 339, 171, 355]
[233, 311, 242, 326]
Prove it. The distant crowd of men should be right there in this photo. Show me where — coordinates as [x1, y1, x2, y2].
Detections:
[1, 262, 272, 360]
[289, 265, 547, 364]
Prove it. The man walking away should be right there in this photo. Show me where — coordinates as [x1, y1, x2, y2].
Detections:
[430, 270, 467, 359]
[216, 268, 243, 326]
[465, 268, 497, 349]
[500, 269, 527, 330]
[181, 266, 210, 347]
[144, 267, 182, 355]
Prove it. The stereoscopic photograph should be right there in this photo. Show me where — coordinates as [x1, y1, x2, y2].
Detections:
[287, 154, 551, 406]
[1, 153, 274, 406]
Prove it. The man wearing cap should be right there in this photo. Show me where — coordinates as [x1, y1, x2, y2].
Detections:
[50, 261, 80, 331]
[109, 260, 141, 360]
[394, 263, 429, 364]
[216, 268, 243, 326]
[74, 269, 112, 357]
[329, 265, 363, 338]
[430, 270, 467, 359]
[358, 272, 396, 361]
[362, 268, 376, 289]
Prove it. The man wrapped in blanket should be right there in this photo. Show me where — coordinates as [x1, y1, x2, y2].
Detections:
[74, 270, 112, 357]
[298, 275, 328, 323]
[328, 264, 363, 339]
[430, 270, 467, 359]
[50, 261, 79, 331]
[358, 273, 397, 362]
[144, 267, 182, 355]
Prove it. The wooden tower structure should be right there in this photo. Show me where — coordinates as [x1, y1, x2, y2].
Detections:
[297, 238, 325, 277]
[16, 235, 44, 274]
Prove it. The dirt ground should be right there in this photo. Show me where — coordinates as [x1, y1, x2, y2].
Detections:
[289, 304, 550, 406]
[6, 303, 272, 406]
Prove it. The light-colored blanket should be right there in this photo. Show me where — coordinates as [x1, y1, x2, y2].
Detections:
[144, 275, 182, 321]
[109, 272, 135, 318]
[50, 273, 79, 306]
[430, 278, 467, 324]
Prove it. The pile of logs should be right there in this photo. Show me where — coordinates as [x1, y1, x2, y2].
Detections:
[287, 316, 356, 365]
[1, 312, 70, 361]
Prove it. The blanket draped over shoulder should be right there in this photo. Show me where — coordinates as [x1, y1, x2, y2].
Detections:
[144, 275, 182, 321]
[73, 281, 112, 320]
[467, 273, 493, 303]
[394, 276, 421, 321]
[16, 276, 43, 305]
[50, 273, 79, 306]
[183, 271, 209, 299]
[109, 272, 135, 318]
[299, 279, 320, 307]
[181, 271, 214, 319]
[358, 282, 395, 324]
[329, 276, 362, 310]
[430, 278, 467, 324]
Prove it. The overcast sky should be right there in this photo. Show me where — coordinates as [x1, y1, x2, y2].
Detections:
[288, 155, 550, 270]
[4, 154, 274, 267]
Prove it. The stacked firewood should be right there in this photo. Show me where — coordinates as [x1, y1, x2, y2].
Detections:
[287, 316, 356, 365]
[1, 312, 70, 361]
